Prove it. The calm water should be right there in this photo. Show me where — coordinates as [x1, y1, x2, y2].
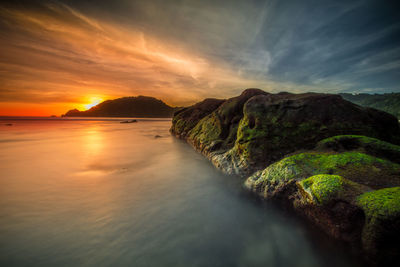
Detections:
[0, 118, 361, 267]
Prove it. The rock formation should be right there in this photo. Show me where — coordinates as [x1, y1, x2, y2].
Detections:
[171, 88, 400, 264]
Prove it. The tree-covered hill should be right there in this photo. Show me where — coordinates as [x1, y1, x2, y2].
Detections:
[63, 96, 176, 118]
[340, 93, 400, 120]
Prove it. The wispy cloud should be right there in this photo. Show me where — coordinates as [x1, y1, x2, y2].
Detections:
[0, 0, 399, 115]
[0, 1, 287, 114]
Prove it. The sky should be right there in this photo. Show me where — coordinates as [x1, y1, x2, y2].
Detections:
[0, 0, 399, 116]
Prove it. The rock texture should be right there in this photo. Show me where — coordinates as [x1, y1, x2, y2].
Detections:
[171, 88, 400, 264]
[172, 89, 400, 176]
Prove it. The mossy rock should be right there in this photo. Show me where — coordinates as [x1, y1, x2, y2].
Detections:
[295, 175, 368, 243]
[188, 112, 223, 151]
[171, 89, 400, 175]
[171, 89, 400, 263]
[170, 98, 225, 137]
[317, 135, 400, 164]
[245, 151, 400, 199]
[298, 174, 367, 205]
[231, 93, 400, 174]
[356, 187, 400, 262]
[357, 187, 400, 220]
[187, 89, 269, 153]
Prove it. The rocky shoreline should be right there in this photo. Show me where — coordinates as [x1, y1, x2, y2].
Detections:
[170, 89, 400, 265]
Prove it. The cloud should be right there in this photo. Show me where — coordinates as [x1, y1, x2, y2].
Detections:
[0, 1, 286, 110]
[0, 0, 399, 115]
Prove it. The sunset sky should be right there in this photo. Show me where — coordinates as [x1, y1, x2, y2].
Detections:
[0, 0, 399, 116]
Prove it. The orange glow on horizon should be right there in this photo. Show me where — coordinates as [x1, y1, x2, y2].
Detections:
[0, 2, 280, 116]
[0, 4, 213, 116]
[0, 102, 75, 117]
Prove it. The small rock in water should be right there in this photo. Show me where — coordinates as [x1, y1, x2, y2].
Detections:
[154, 135, 162, 138]
[120, 119, 138, 123]
[5, 123, 13, 126]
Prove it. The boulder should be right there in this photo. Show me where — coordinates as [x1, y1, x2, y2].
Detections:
[172, 89, 400, 176]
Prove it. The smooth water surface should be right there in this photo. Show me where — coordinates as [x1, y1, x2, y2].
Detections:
[0, 118, 361, 266]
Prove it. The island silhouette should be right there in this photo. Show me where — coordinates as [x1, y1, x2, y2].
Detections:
[63, 96, 178, 118]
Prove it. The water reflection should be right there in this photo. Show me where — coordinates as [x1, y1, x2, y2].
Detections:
[83, 127, 104, 157]
[0, 119, 362, 267]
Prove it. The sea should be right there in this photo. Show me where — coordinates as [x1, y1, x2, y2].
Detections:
[0, 117, 363, 267]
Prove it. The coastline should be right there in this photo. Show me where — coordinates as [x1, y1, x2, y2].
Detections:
[170, 89, 400, 265]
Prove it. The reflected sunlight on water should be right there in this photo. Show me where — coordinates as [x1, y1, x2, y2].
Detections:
[84, 128, 104, 157]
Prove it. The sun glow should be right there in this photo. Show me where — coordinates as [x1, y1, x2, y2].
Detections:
[84, 97, 103, 110]
[0, 2, 279, 116]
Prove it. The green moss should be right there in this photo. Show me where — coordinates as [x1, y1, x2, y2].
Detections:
[318, 135, 400, 153]
[189, 113, 222, 147]
[171, 117, 198, 135]
[317, 151, 385, 169]
[356, 187, 400, 219]
[300, 175, 344, 204]
[299, 174, 366, 205]
[233, 113, 272, 163]
[274, 151, 394, 175]
[234, 95, 399, 171]
[235, 111, 347, 169]
[246, 151, 400, 196]
[356, 187, 400, 255]
[317, 135, 400, 165]
[246, 153, 303, 192]
[236, 114, 268, 143]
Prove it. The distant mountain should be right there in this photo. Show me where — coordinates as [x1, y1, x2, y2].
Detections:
[340, 93, 400, 119]
[63, 96, 177, 118]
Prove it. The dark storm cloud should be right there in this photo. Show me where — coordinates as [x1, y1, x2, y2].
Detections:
[253, 0, 400, 92]
[61, 0, 400, 93]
